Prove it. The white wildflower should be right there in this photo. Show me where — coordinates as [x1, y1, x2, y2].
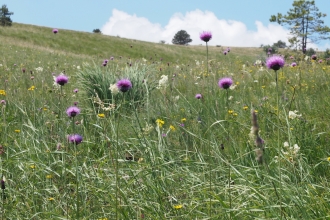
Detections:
[76, 66, 81, 70]
[254, 80, 258, 83]
[293, 144, 300, 154]
[109, 84, 119, 95]
[35, 67, 43, 72]
[255, 60, 262, 66]
[289, 110, 302, 119]
[195, 60, 200, 66]
[157, 75, 168, 89]
[53, 76, 60, 89]
[228, 96, 233, 100]
[229, 85, 237, 90]
[283, 142, 289, 148]
[304, 56, 309, 61]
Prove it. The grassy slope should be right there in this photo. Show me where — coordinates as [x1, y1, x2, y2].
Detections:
[0, 23, 263, 64]
[2, 23, 330, 219]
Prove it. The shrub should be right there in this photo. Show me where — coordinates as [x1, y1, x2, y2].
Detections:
[76, 62, 158, 109]
[306, 48, 316, 57]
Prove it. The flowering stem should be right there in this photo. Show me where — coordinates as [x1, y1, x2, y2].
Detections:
[115, 93, 125, 220]
[74, 143, 79, 219]
[72, 118, 80, 220]
[275, 70, 284, 219]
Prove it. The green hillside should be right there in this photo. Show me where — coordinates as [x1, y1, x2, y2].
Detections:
[0, 23, 262, 64]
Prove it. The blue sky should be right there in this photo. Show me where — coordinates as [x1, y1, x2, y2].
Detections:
[4, 0, 330, 50]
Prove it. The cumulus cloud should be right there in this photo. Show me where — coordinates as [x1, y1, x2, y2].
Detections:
[101, 9, 292, 47]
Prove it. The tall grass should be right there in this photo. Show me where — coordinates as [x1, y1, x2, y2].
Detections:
[0, 23, 329, 219]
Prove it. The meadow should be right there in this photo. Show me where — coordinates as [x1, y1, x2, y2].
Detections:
[1, 23, 330, 219]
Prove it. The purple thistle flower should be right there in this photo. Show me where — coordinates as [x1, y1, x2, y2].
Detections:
[291, 62, 297, 67]
[104, 59, 109, 64]
[266, 55, 285, 71]
[200, 31, 212, 43]
[227, 47, 230, 52]
[22, 68, 26, 73]
[195, 94, 202, 99]
[67, 134, 83, 145]
[0, 100, 6, 105]
[73, 89, 79, 93]
[311, 54, 317, 60]
[318, 59, 323, 63]
[52, 29, 58, 34]
[223, 51, 227, 55]
[117, 79, 132, 93]
[66, 106, 81, 117]
[110, 56, 114, 60]
[55, 74, 69, 86]
[218, 77, 233, 89]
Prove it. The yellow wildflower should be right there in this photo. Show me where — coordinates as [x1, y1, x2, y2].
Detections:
[28, 86, 35, 91]
[170, 125, 176, 131]
[173, 204, 183, 209]
[0, 90, 6, 96]
[181, 118, 186, 122]
[243, 106, 248, 110]
[228, 110, 233, 114]
[46, 175, 52, 179]
[48, 197, 55, 201]
[233, 113, 238, 116]
[156, 119, 165, 127]
[30, 165, 36, 169]
[254, 110, 258, 113]
[261, 86, 265, 89]
[15, 129, 20, 133]
[327, 157, 330, 162]
[98, 113, 105, 118]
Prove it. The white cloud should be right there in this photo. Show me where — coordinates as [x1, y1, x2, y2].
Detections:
[101, 9, 292, 47]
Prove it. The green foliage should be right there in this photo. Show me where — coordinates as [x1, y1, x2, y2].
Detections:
[92, 28, 101, 34]
[172, 30, 192, 45]
[273, 40, 287, 48]
[76, 62, 158, 109]
[306, 48, 316, 56]
[323, 48, 330, 59]
[270, 0, 330, 53]
[261, 44, 278, 55]
[0, 4, 13, 26]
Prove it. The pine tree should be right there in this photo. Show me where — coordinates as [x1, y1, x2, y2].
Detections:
[270, 0, 330, 53]
[0, 5, 13, 27]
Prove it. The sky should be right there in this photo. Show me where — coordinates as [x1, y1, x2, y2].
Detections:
[4, 0, 330, 50]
